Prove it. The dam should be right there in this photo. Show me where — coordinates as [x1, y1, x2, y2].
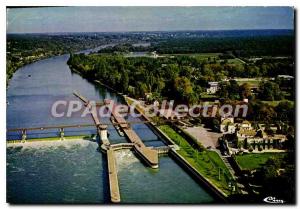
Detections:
[6, 47, 216, 204]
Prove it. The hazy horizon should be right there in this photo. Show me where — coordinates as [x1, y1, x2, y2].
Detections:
[7, 7, 294, 34]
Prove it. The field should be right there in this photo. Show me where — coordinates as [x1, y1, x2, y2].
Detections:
[235, 153, 287, 170]
[159, 124, 235, 195]
[165, 53, 222, 59]
[226, 58, 245, 64]
[235, 78, 262, 87]
[261, 100, 294, 107]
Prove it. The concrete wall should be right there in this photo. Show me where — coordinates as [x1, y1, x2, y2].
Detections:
[169, 149, 227, 202]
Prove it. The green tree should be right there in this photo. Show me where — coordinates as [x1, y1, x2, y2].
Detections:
[259, 81, 284, 101]
[239, 83, 252, 99]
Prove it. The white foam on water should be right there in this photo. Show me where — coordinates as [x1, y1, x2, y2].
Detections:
[114, 150, 139, 170]
[7, 138, 93, 151]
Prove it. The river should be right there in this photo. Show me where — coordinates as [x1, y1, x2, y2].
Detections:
[6, 47, 215, 203]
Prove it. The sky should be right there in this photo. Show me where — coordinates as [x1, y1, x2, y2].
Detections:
[7, 7, 294, 33]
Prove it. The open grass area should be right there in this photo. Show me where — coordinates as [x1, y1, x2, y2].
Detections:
[193, 53, 222, 58]
[261, 100, 294, 107]
[235, 152, 287, 170]
[199, 92, 218, 99]
[226, 58, 245, 65]
[235, 79, 261, 87]
[159, 124, 234, 195]
[165, 53, 221, 59]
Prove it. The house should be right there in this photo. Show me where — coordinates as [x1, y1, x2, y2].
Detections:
[277, 75, 294, 80]
[241, 120, 251, 129]
[236, 120, 255, 138]
[150, 51, 158, 58]
[237, 128, 257, 139]
[221, 119, 289, 152]
[243, 98, 249, 103]
[144, 93, 152, 101]
[235, 121, 288, 151]
[220, 118, 236, 134]
[220, 115, 236, 134]
[153, 100, 159, 107]
[206, 82, 219, 94]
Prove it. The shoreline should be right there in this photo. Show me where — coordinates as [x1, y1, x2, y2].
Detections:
[8, 51, 227, 202]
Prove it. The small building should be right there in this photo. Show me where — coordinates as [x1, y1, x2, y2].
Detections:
[150, 51, 158, 58]
[206, 82, 219, 94]
[241, 120, 252, 129]
[153, 100, 159, 107]
[220, 115, 235, 134]
[144, 92, 152, 102]
[220, 118, 236, 134]
[237, 128, 257, 139]
[277, 75, 294, 80]
[243, 98, 249, 103]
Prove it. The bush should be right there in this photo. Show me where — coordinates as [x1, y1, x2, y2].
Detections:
[249, 146, 254, 152]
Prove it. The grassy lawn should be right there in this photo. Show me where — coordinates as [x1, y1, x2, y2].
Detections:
[159, 124, 234, 195]
[261, 100, 294, 107]
[193, 53, 222, 58]
[235, 153, 287, 170]
[200, 92, 218, 99]
[224, 58, 245, 65]
[236, 79, 261, 87]
[165, 53, 221, 59]
[215, 58, 245, 66]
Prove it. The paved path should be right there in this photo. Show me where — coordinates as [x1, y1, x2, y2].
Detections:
[184, 126, 222, 149]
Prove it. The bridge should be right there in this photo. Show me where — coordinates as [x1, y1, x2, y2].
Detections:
[110, 143, 134, 151]
[6, 92, 177, 203]
[153, 146, 171, 155]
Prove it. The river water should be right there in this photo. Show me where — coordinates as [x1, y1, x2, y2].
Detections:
[6, 47, 215, 203]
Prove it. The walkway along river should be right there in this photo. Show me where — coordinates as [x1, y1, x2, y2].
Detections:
[7, 46, 217, 204]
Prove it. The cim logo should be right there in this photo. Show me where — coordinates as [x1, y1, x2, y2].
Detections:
[263, 196, 285, 204]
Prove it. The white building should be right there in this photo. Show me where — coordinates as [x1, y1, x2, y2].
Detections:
[206, 82, 219, 94]
[220, 116, 236, 134]
[241, 120, 252, 129]
[278, 75, 294, 80]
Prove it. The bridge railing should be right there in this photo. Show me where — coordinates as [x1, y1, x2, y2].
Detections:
[6, 126, 98, 141]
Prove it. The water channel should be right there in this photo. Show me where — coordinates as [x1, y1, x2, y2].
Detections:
[6, 47, 215, 203]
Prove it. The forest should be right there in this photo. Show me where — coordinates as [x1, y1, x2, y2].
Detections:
[6, 34, 110, 82]
[67, 53, 294, 126]
[99, 35, 294, 57]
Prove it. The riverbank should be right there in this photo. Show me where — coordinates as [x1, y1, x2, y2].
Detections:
[69, 66, 124, 97]
[158, 125, 233, 196]
[7, 45, 220, 204]
[7, 53, 64, 86]
[123, 96, 231, 199]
